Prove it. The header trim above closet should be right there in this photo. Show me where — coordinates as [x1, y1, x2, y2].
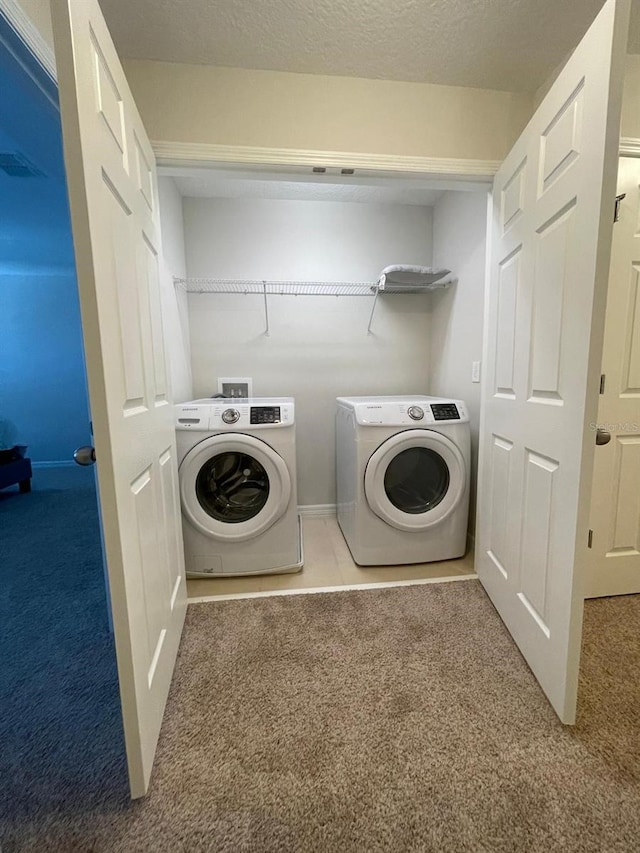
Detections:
[154, 142, 500, 183]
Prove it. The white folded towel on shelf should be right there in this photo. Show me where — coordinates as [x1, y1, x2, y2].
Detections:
[377, 265, 453, 292]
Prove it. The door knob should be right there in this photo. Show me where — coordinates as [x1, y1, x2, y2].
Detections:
[74, 445, 96, 466]
[595, 429, 611, 446]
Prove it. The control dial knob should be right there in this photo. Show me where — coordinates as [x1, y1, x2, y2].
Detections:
[221, 408, 240, 424]
[408, 405, 425, 421]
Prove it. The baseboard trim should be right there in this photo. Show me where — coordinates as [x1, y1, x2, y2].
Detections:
[298, 504, 337, 518]
[188, 573, 479, 604]
[31, 460, 77, 469]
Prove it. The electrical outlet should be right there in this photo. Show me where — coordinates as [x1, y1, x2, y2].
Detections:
[218, 377, 253, 399]
[471, 361, 481, 383]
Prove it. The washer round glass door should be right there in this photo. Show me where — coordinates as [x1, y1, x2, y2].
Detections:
[180, 434, 291, 542]
[364, 430, 465, 532]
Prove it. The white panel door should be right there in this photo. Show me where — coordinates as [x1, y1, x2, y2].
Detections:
[51, 0, 187, 797]
[476, 0, 630, 723]
[587, 157, 640, 598]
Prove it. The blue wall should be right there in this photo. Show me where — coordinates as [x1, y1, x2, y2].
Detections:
[0, 18, 91, 463]
[0, 272, 91, 461]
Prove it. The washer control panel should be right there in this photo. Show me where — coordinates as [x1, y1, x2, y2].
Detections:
[221, 408, 240, 424]
[176, 399, 295, 430]
[174, 403, 211, 430]
[250, 406, 281, 425]
[211, 401, 292, 429]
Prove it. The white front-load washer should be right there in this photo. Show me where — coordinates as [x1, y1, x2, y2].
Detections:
[175, 397, 302, 577]
[336, 396, 470, 566]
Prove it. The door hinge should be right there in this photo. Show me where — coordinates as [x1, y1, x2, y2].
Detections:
[588, 529, 593, 549]
[599, 374, 606, 394]
[614, 193, 626, 222]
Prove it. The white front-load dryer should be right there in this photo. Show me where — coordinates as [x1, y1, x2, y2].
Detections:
[336, 396, 470, 566]
[176, 398, 302, 577]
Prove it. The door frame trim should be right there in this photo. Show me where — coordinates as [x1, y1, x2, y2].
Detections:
[619, 137, 640, 157]
[0, 0, 56, 80]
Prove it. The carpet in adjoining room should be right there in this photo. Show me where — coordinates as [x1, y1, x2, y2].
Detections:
[0, 467, 128, 850]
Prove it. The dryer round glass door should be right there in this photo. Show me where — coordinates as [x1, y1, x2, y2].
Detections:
[179, 433, 291, 542]
[364, 430, 465, 532]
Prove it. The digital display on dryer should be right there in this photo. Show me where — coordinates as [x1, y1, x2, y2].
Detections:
[250, 406, 281, 425]
[430, 403, 460, 421]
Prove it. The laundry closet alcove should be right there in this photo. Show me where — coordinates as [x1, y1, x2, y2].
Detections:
[158, 174, 487, 521]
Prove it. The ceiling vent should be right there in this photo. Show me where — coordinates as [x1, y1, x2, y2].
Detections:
[0, 152, 44, 177]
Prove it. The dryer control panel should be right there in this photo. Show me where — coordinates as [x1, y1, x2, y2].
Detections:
[337, 396, 469, 427]
[430, 402, 460, 421]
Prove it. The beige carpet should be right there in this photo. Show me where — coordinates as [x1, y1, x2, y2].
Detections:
[5, 582, 640, 852]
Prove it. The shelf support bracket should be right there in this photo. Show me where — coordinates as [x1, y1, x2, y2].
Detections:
[367, 288, 380, 334]
[262, 281, 270, 336]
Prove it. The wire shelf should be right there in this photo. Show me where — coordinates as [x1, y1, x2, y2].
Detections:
[174, 278, 376, 296]
[173, 274, 454, 335]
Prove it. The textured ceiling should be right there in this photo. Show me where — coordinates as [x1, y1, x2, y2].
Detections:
[97, 0, 622, 93]
[170, 169, 445, 206]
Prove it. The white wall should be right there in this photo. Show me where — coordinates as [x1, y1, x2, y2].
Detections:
[157, 176, 192, 402]
[621, 54, 640, 140]
[124, 60, 532, 163]
[430, 190, 488, 536]
[0, 271, 91, 462]
[184, 197, 434, 506]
